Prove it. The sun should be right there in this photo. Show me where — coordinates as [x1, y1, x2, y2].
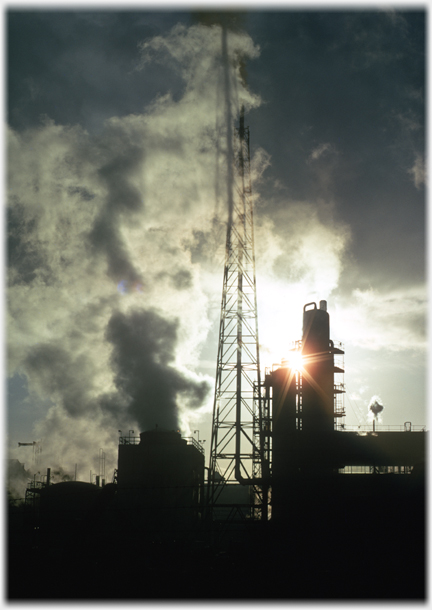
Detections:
[286, 350, 304, 371]
[256, 278, 311, 371]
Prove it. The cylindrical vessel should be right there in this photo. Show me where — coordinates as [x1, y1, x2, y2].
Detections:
[301, 301, 334, 433]
[269, 363, 298, 521]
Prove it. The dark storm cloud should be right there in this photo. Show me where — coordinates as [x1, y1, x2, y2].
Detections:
[245, 10, 425, 291]
[7, 10, 190, 132]
[106, 309, 210, 431]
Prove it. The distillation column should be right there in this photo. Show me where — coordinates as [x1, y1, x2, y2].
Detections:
[268, 300, 344, 520]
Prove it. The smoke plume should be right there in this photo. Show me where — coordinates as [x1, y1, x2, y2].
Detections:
[7, 22, 260, 480]
[7, 20, 354, 483]
[7, 459, 32, 501]
[368, 395, 384, 421]
[106, 308, 210, 431]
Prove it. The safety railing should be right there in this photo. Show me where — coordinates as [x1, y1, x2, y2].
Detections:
[118, 435, 205, 454]
[118, 436, 140, 445]
[336, 424, 426, 432]
[184, 437, 205, 455]
[338, 465, 414, 474]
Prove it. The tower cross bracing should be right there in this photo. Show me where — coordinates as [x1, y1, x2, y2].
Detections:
[208, 106, 269, 521]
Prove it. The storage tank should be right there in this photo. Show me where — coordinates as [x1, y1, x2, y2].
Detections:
[117, 429, 205, 541]
[38, 481, 102, 547]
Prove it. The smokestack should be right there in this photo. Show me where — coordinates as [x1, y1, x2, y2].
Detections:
[46, 467, 51, 486]
[319, 300, 327, 311]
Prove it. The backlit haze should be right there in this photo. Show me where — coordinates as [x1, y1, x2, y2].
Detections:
[7, 8, 426, 488]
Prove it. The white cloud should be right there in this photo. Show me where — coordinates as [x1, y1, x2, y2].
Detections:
[309, 142, 335, 161]
[263, 200, 350, 293]
[253, 199, 351, 367]
[408, 154, 426, 189]
[332, 284, 427, 352]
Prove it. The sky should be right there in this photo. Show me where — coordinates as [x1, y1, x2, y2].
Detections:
[6, 6, 426, 487]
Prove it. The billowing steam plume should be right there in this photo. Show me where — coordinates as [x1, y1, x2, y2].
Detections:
[106, 308, 210, 431]
[368, 395, 384, 421]
[7, 20, 351, 488]
[7, 22, 261, 484]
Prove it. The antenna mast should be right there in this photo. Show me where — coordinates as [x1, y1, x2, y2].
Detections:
[207, 27, 269, 522]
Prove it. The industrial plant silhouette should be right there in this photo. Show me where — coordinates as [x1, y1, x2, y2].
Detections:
[7, 299, 426, 600]
[7, 20, 426, 601]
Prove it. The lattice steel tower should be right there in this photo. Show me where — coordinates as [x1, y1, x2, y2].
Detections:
[207, 26, 270, 522]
